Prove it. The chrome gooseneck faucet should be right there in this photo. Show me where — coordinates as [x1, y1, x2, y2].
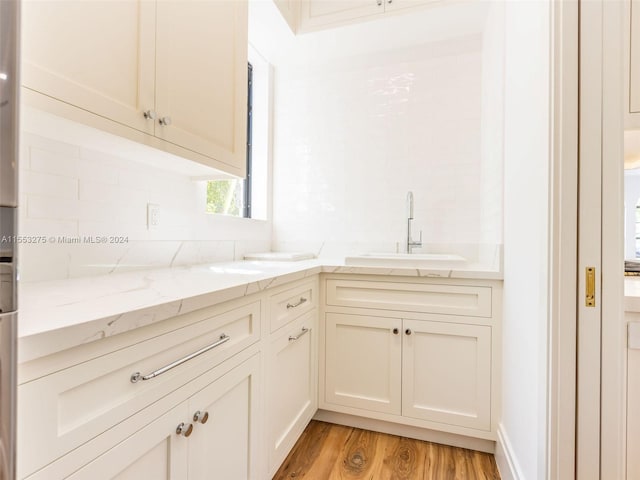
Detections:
[406, 191, 423, 254]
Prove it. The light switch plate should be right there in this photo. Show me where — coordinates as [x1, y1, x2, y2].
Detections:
[147, 203, 160, 230]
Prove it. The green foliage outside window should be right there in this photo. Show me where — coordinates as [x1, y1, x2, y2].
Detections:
[207, 179, 242, 216]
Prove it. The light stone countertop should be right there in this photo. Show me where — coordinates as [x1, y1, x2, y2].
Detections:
[18, 259, 503, 362]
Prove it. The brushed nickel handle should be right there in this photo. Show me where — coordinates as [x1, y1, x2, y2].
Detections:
[131, 334, 230, 383]
[143, 109, 156, 120]
[392, 328, 399, 335]
[289, 327, 309, 342]
[405, 328, 412, 335]
[193, 410, 209, 424]
[176, 422, 193, 437]
[159, 116, 172, 126]
[286, 297, 308, 309]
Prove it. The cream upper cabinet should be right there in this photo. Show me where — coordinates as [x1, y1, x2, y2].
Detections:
[274, 0, 300, 33]
[21, 0, 156, 135]
[155, 0, 248, 176]
[299, 0, 383, 31]
[298, 0, 438, 33]
[22, 0, 248, 177]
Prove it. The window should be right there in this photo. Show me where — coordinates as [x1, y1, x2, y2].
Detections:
[206, 62, 253, 217]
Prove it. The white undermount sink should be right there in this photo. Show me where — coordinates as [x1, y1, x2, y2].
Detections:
[344, 252, 467, 269]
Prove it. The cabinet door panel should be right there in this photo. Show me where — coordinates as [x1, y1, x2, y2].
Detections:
[325, 313, 401, 414]
[402, 319, 491, 430]
[65, 403, 189, 480]
[155, 0, 248, 175]
[384, 0, 439, 13]
[22, 0, 156, 134]
[267, 312, 317, 472]
[188, 355, 259, 480]
[300, 0, 383, 31]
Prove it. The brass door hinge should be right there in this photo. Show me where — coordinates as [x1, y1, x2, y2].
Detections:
[586, 267, 596, 307]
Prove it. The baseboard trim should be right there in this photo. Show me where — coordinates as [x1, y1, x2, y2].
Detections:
[313, 409, 496, 454]
[495, 423, 524, 480]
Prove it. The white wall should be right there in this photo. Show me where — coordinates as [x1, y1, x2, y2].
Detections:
[18, 124, 270, 283]
[497, 1, 551, 479]
[267, 4, 502, 259]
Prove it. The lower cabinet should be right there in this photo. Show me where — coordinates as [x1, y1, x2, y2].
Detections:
[324, 312, 492, 432]
[55, 354, 260, 480]
[266, 311, 317, 475]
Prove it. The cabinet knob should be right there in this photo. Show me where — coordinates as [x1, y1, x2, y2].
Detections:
[143, 109, 156, 120]
[159, 116, 172, 126]
[405, 328, 412, 335]
[176, 422, 194, 437]
[193, 410, 209, 424]
[376, 0, 382, 5]
[392, 328, 399, 335]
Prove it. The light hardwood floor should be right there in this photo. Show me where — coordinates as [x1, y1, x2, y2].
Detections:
[273, 420, 500, 480]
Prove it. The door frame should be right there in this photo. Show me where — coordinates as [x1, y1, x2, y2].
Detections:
[548, 0, 579, 478]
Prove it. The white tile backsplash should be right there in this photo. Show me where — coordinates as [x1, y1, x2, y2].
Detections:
[271, 33, 502, 257]
[18, 130, 271, 282]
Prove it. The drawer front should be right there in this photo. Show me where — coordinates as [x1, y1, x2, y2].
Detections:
[270, 281, 316, 333]
[326, 280, 492, 317]
[18, 301, 261, 477]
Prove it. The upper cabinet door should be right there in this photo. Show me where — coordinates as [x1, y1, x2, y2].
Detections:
[274, 0, 299, 33]
[21, 0, 156, 135]
[384, 0, 439, 12]
[155, 0, 248, 177]
[299, 0, 383, 31]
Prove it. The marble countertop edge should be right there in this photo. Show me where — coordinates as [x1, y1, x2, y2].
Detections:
[17, 259, 501, 363]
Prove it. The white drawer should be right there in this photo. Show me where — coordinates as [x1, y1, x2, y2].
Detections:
[326, 279, 492, 317]
[18, 301, 260, 477]
[269, 281, 316, 333]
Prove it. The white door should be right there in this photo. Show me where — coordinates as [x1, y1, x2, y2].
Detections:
[324, 313, 401, 414]
[65, 403, 189, 480]
[187, 355, 260, 480]
[578, 1, 625, 479]
[155, 0, 248, 176]
[401, 319, 491, 431]
[21, 0, 156, 134]
[267, 313, 317, 473]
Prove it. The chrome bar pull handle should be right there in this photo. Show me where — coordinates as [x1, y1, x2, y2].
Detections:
[286, 297, 308, 309]
[131, 334, 230, 383]
[289, 327, 309, 342]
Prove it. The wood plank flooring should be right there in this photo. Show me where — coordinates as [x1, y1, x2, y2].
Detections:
[273, 421, 500, 480]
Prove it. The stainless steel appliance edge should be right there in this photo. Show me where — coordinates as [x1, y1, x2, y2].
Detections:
[0, 0, 19, 478]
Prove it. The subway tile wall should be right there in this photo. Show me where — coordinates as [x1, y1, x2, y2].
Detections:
[18, 132, 270, 282]
[271, 34, 503, 257]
